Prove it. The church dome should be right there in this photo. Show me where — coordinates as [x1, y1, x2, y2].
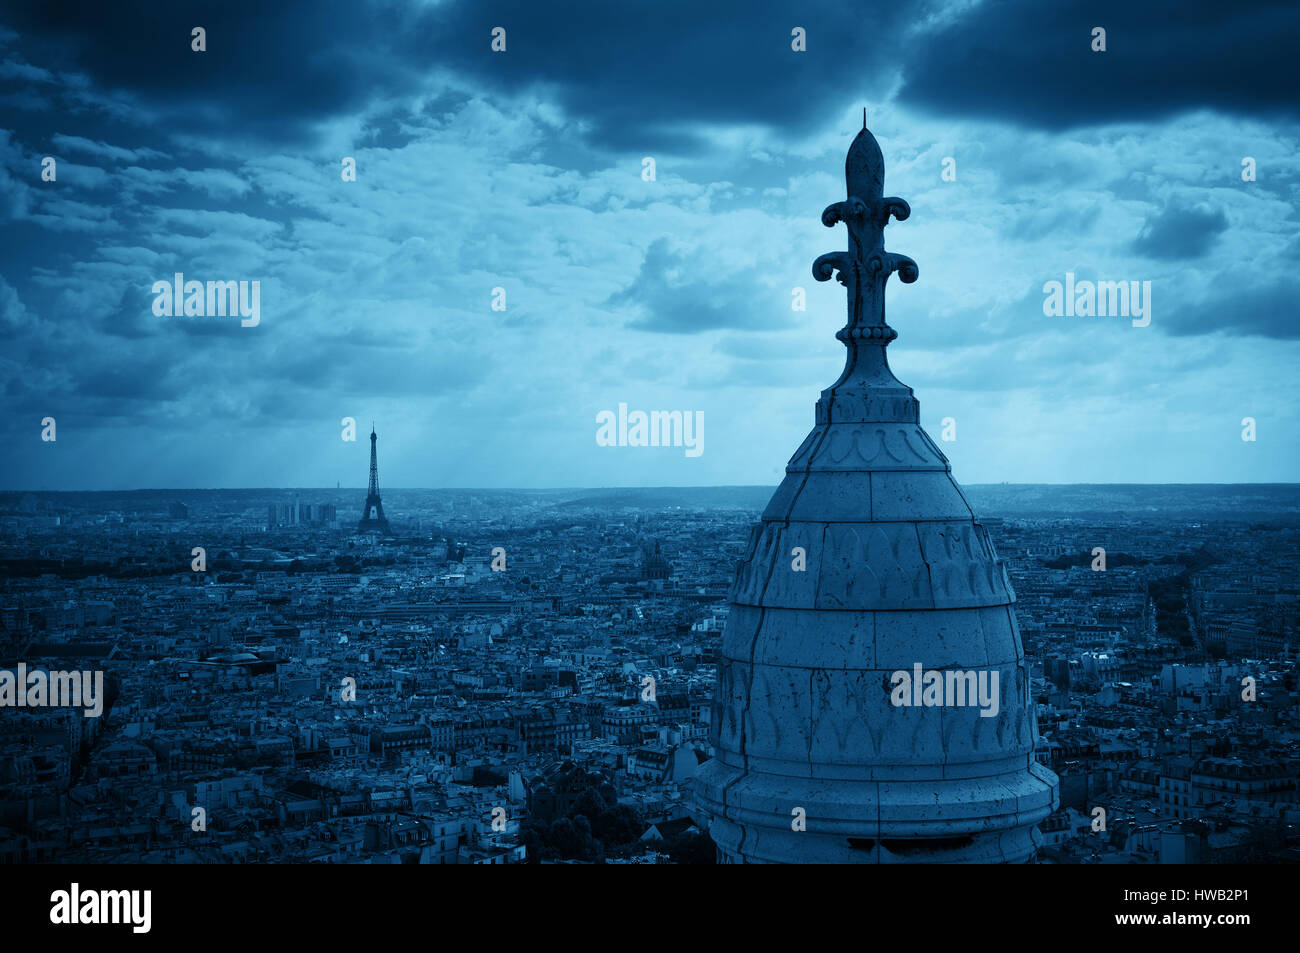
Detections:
[691, 119, 1058, 864]
[641, 540, 672, 581]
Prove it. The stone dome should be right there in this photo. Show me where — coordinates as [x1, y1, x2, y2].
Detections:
[691, 121, 1058, 864]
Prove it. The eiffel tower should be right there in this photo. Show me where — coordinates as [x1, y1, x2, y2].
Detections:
[356, 424, 391, 535]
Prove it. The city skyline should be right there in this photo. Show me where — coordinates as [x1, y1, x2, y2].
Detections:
[5, 481, 1298, 869]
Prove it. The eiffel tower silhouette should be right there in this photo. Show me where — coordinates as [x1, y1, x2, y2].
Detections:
[357, 423, 391, 534]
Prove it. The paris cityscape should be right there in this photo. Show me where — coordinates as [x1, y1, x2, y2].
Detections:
[2, 475, 1298, 864]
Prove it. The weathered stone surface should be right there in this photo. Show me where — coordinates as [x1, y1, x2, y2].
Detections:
[690, 122, 1059, 863]
[869, 470, 971, 520]
[787, 423, 949, 471]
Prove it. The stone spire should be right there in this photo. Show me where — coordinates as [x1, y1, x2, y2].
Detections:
[691, 120, 1058, 864]
[811, 124, 918, 428]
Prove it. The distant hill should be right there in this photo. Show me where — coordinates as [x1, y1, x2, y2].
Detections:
[549, 486, 770, 511]
[2, 484, 1298, 521]
[961, 483, 1300, 520]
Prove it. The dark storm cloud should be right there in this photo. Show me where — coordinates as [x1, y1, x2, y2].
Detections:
[0, 0, 920, 149]
[1165, 278, 1300, 340]
[423, 1, 919, 151]
[75, 360, 184, 402]
[7, 0, 1289, 151]
[1, 330, 189, 414]
[0, 0, 431, 143]
[1131, 199, 1228, 260]
[898, 0, 1300, 129]
[406, 0, 1300, 143]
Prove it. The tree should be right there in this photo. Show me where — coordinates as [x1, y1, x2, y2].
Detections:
[665, 830, 716, 865]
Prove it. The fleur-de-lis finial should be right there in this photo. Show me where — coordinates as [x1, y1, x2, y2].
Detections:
[812, 117, 918, 344]
[808, 116, 922, 426]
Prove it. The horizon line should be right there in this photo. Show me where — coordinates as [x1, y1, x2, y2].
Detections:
[4, 482, 1300, 494]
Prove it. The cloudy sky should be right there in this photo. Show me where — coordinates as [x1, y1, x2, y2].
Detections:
[2, 0, 1297, 490]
